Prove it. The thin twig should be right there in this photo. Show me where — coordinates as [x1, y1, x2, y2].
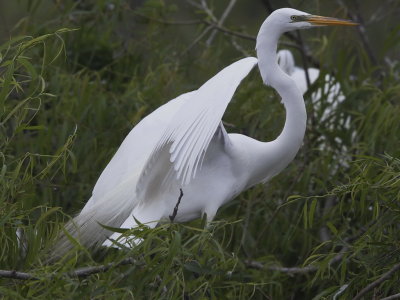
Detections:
[0, 270, 38, 280]
[352, 263, 400, 300]
[169, 188, 184, 222]
[183, 25, 213, 54]
[69, 257, 139, 277]
[296, 32, 311, 89]
[335, 0, 378, 66]
[381, 293, 400, 300]
[186, 0, 217, 22]
[246, 220, 374, 274]
[319, 195, 334, 242]
[245, 245, 348, 274]
[230, 37, 250, 56]
[200, 0, 217, 22]
[0, 257, 139, 281]
[185, 0, 203, 10]
[131, 12, 299, 53]
[135, 0, 320, 67]
[203, 20, 255, 41]
[132, 11, 203, 25]
[206, 0, 237, 46]
[222, 120, 236, 128]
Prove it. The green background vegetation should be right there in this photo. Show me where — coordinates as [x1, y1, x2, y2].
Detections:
[1, 0, 399, 298]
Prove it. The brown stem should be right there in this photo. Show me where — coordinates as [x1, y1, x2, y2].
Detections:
[245, 246, 348, 274]
[352, 263, 400, 300]
[206, 0, 237, 46]
[0, 257, 140, 280]
[381, 293, 400, 300]
[335, 0, 378, 65]
[0, 270, 38, 280]
[246, 219, 375, 275]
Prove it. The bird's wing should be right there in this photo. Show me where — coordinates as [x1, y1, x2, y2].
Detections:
[84, 91, 193, 210]
[137, 57, 258, 196]
[61, 92, 194, 251]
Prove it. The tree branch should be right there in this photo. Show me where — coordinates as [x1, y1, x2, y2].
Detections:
[132, 10, 302, 55]
[183, 25, 213, 54]
[69, 257, 139, 277]
[0, 257, 139, 281]
[381, 293, 400, 300]
[246, 221, 374, 275]
[0, 270, 38, 280]
[133, 14, 203, 25]
[245, 245, 348, 274]
[206, 0, 237, 46]
[335, 0, 378, 65]
[203, 20, 255, 41]
[295, 32, 311, 88]
[352, 263, 400, 300]
[319, 196, 335, 242]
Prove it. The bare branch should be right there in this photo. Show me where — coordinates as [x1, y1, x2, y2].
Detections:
[204, 20, 255, 41]
[185, 0, 202, 10]
[206, 0, 237, 46]
[183, 25, 213, 54]
[230, 37, 251, 56]
[222, 120, 237, 128]
[69, 257, 139, 277]
[245, 245, 348, 274]
[381, 293, 400, 300]
[319, 196, 335, 242]
[132, 12, 203, 25]
[200, 0, 217, 22]
[0, 257, 140, 281]
[0, 270, 38, 280]
[169, 189, 184, 222]
[246, 220, 374, 275]
[352, 263, 400, 300]
[295, 32, 311, 89]
[131, 11, 302, 55]
[335, 0, 378, 65]
[186, 0, 217, 22]
[244, 260, 317, 274]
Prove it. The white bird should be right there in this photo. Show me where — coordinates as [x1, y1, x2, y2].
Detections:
[54, 8, 356, 257]
[277, 49, 345, 122]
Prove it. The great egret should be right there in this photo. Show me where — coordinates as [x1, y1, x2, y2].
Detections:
[54, 8, 356, 256]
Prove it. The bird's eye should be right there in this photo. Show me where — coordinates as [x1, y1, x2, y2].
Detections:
[290, 15, 297, 21]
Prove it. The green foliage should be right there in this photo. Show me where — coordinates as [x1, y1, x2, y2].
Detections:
[1, 0, 400, 299]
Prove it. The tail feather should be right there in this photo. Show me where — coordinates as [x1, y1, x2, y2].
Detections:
[49, 179, 139, 261]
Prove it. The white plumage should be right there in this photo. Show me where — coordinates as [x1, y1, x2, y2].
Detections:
[53, 8, 356, 256]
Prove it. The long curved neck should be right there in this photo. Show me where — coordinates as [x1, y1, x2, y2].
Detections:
[248, 20, 307, 186]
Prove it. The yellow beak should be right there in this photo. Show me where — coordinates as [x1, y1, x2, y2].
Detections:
[305, 15, 358, 26]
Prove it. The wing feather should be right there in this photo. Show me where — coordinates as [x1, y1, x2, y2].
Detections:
[137, 57, 258, 197]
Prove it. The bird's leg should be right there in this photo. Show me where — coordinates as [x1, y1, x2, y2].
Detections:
[169, 188, 184, 222]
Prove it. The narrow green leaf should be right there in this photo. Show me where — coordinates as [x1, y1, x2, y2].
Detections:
[303, 200, 308, 229]
[309, 198, 318, 228]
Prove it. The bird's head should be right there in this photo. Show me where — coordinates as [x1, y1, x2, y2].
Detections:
[269, 8, 358, 33]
